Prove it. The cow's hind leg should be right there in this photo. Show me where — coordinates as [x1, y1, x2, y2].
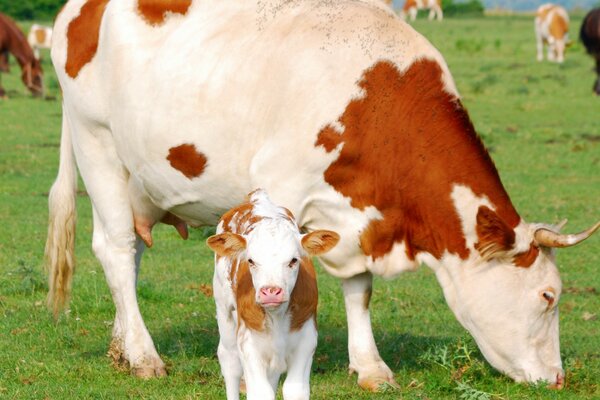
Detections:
[343, 272, 398, 391]
[70, 116, 165, 377]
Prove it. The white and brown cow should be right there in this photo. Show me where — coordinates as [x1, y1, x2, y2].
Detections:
[400, 0, 443, 22]
[46, 0, 599, 391]
[535, 4, 570, 63]
[206, 189, 339, 400]
[27, 24, 52, 59]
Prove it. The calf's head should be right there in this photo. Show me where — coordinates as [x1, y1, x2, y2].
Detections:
[438, 205, 599, 388]
[208, 221, 339, 310]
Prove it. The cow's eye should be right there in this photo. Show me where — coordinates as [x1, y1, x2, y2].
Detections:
[289, 258, 298, 267]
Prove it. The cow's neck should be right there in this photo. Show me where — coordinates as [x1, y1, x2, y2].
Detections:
[316, 59, 521, 265]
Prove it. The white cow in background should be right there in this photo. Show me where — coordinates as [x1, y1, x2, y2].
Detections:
[535, 3, 570, 63]
[400, 0, 443, 21]
[27, 24, 52, 59]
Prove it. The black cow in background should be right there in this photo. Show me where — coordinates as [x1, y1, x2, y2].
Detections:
[580, 8, 600, 95]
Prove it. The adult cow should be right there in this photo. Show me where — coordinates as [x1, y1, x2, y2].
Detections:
[47, 0, 598, 390]
[580, 8, 600, 95]
[535, 3, 570, 63]
[27, 24, 53, 60]
[400, 0, 443, 22]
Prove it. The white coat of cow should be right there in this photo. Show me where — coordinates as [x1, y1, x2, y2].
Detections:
[47, 0, 599, 391]
[535, 3, 570, 63]
[206, 189, 339, 400]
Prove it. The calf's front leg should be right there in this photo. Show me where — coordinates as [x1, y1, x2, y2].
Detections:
[282, 320, 318, 400]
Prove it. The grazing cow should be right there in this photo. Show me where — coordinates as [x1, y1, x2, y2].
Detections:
[28, 24, 53, 59]
[47, 0, 599, 390]
[206, 189, 339, 400]
[0, 13, 43, 96]
[580, 8, 600, 95]
[400, 0, 443, 21]
[535, 4, 570, 63]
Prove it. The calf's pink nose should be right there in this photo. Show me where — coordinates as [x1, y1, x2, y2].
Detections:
[259, 286, 284, 304]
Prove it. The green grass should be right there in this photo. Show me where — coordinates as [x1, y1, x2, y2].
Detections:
[1, 15, 599, 399]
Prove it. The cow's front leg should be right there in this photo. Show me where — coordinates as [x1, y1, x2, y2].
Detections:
[342, 272, 398, 391]
[282, 321, 317, 400]
[238, 332, 276, 400]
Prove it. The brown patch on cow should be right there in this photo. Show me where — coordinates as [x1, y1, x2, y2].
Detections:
[316, 60, 520, 261]
[402, 0, 417, 12]
[167, 143, 207, 179]
[65, 0, 110, 78]
[549, 12, 568, 40]
[34, 28, 46, 45]
[513, 243, 540, 268]
[137, 0, 192, 25]
[234, 259, 265, 332]
[289, 257, 318, 331]
[537, 5, 556, 21]
[474, 206, 516, 259]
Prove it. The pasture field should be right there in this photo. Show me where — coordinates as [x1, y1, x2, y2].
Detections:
[1, 15, 599, 400]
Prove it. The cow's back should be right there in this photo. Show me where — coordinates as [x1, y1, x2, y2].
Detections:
[52, 0, 456, 233]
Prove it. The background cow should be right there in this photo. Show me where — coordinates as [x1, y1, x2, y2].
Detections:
[580, 8, 600, 94]
[47, 0, 598, 391]
[207, 189, 339, 400]
[400, 0, 443, 22]
[535, 3, 570, 63]
[27, 24, 53, 59]
[0, 12, 43, 97]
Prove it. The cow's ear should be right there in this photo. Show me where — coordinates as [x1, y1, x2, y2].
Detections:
[302, 230, 340, 255]
[474, 206, 515, 260]
[206, 232, 246, 257]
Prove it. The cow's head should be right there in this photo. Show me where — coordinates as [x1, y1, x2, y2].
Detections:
[208, 222, 339, 311]
[21, 58, 44, 96]
[437, 204, 599, 388]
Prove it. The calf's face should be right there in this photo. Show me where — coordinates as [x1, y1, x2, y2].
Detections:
[208, 220, 339, 310]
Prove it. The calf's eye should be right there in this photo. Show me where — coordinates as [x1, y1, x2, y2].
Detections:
[289, 258, 298, 267]
[248, 259, 255, 266]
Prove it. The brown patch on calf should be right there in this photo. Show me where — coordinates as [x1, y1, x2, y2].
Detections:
[514, 243, 540, 268]
[234, 259, 265, 332]
[35, 28, 46, 45]
[137, 0, 192, 25]
[65, 0, 110, 78]
[289, 257, 318, 331]
[316, 60, 520, 262]
[167, 144, 207, 179]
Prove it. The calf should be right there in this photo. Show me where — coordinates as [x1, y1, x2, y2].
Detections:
[27, 24, 52, 59]
[535, 4, 570, 63]
[206, 189, 339, 400]
[580, 8, 600, 94]
[400, 0, 443, 22]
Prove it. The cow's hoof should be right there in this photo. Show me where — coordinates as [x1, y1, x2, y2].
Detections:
[239, 377, 247, 393]
[357, 375, 400, 392]
[131, 365, 167, 378]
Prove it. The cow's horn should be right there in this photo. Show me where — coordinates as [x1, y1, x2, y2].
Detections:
[534, 221, 600, 248]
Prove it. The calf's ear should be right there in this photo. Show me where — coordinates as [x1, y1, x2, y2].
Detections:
[302, 230, 340, 255]
[206, 233, 247, 257]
